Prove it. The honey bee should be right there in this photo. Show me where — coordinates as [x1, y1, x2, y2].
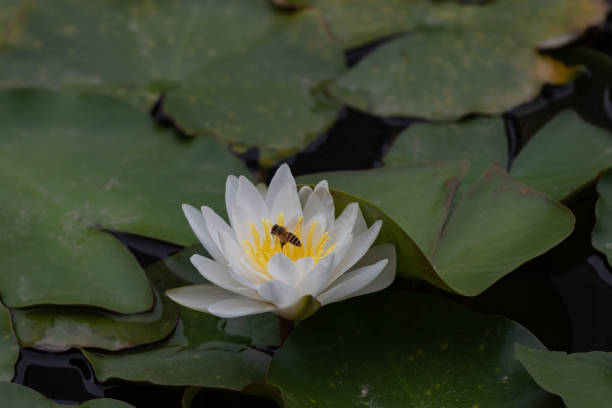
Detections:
[271, 224, 301, 248]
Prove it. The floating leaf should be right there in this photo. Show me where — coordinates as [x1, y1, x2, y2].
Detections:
[385, 110, 612, 202]
[268, 292, 555, 407]
[593, 170, 612, 266]
[516, 344, 612, 408]
[0, 303, 18, 382]
[83, 246, 279, 390]
[83, 307, 273, 390]
[299, 163, 574, 295]
[0, 0, 344, 164]
[0, 383, 134, 407]
[511, 111, 612, 201]
[9, 254, 186, 352]
[384, 116, 508, 188]
[0, 89, 247, 313]
[315, 0, 607, 119]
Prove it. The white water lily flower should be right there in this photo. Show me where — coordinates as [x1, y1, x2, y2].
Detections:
[166, 164, 396, 320]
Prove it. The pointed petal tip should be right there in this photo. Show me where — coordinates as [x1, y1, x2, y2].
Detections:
[189, 253, 203, 263]
[182, 203, 197, 213]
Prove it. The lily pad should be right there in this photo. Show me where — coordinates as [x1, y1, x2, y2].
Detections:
[516, 344, 612, 408]
[0, 0, 344, 164]
[299, 163, 574, 295]
[268, 292, 556, 407]
[593, 170, 612, 266]
[511, 111, 612, 201]
[0, 383, 134, 407]
[384, 116, 508, 188]
[10, 260, 182, 352]
[83, 307, 274, 390]
[0, 89, 247, 313]
[83, 246, 279, 390]
[385, 110, 612, 202]
[0, 303, 18, 382]
[317, 0, 606, 119]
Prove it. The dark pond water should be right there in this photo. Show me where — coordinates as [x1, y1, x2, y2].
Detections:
[12, 13, 612, 408]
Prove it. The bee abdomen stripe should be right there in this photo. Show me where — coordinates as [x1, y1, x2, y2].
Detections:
[288, 235, 301, 246]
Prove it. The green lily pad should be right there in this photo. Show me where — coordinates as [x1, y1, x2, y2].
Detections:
[0, 303, 18, 382]
[318, 0, 606, 119]
[11, 244, 279, 352]
[0, 383, 134, 407]
[0, 89, 247, 313]
[516, 344, 612, 408]
[299, 163, 574, 295]
[0, 1, 344, 164]
[268, 292, 555, 407]
[384, 116, 508, 188]
[9, 254, 184, 352]
[511, 111, 612, 201]
[385, 110, 612, 202]
[593, 170, 612, 266]
[82, 246, 279, 390]
[83, 307, 274, 390]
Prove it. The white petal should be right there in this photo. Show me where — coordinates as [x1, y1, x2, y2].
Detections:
[256, 182, 268, 200]
[225, 175, 239, 227]
[327, 202, 358, 246]
[303, 180, 335, 232]
[258, 279, 301, 308]
[267, 253, 300, 287]
[230, 204, 257, 244]
[297, 254, 336, 296]
[343, 244, 396, 299]
[332, 220, 382, 280]
[353, 204, 368, 235]
[324, 236, 353, 273]
[317, 259, 388, 305]
[166, 284, 239, 312]
[266, 164, 296, 207]
[201, 206, 234, 259]
[208, 297, 276, 318]
[269, 182, 301, 227]
[190, 254, 261, 300]
[294, 257, 314, 281]
[235, 175, 269, 223]
[182, 204, 226, 263]
[218, 231, 269, 285]
[298, 185, 313, 208]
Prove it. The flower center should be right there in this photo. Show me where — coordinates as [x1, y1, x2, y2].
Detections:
[242, 212, 336, 276]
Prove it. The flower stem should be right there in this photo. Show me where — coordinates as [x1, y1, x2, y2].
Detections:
[278, 316, 294, 345]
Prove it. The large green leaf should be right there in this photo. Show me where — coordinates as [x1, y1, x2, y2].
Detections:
[83, 307, 274, 390]
[593, 170, 612, 266]
[511, 111, 612, 201]
[516, 345, 612, 408]
[385, 110, 612, 202]
[317, 0, 606, 119]
[0, 89, 247, 313]
[0, 383, 134, 407]
[0, 302, 18, 382]
[299, 163, 574, 295]
[10, 256, 183, 352]
[384, 116, 508, 188]
[268, 292, 556, 407]
[82, 246, 279, 390]
[0, 0, 344, 164]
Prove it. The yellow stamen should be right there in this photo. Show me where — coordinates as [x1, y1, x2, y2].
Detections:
[250, 222, 261, 251]
[244, 216, 334, 276]
[306, 221, 317, 257]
